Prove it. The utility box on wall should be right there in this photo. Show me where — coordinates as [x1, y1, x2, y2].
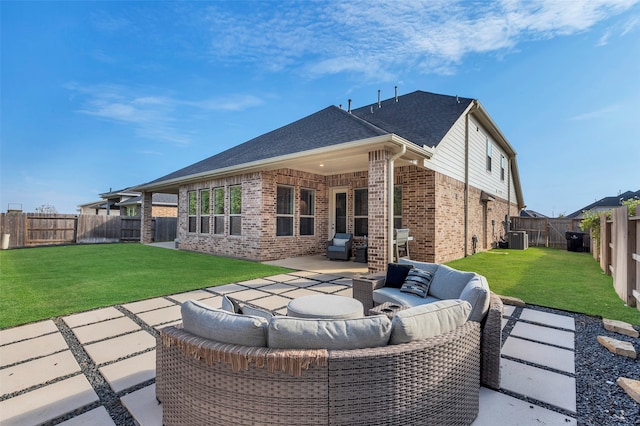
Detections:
[508, 231, 528, 250]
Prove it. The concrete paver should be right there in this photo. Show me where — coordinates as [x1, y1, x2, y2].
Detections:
[219, 288, 276, 302]
[520, 308, 575, 331]
[284, 277, 322, 287]
[63, 307, 124, 328]
[0, 375, 98, 426]
[207, 283, 252, 294]
[122, 298, 175, 314]
[167, 289, 215, 303]
[72, 316, 141, 344]
[84, 330, 156, 365]
[280, 287, 326, 299]
[57, 406, 116, 426]
[120, 384, 163, 426]
[1, 332, 68, 367]
[136, 305, 182, 327]
[503, 336, 575, 373]
[246, 294, 291, 312]
[473, 387, 576, 425]
[501, 358, 576, 413]
[0, 320, 58, 345]
[258, 282, 299, 294]
[511, 321, 575, 349]
[503, 305, 516, 317]
[1, 350, 80, 395]
[333, 287, 353, 298]
[236, 278, 277, 286]
[262, 273, 300, 282]
[99, 351, 156, 393]
[308, 281, 350, 293]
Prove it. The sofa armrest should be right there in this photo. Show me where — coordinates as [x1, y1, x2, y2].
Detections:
[352, 274, 386, 311]
[480, 292, 503, 390]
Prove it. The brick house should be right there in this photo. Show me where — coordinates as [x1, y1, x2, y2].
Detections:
[78, 189, 177, 217]
[135, 90, 524, 272]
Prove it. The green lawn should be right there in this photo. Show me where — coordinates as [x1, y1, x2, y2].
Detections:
[447, 247, 640, 325]
[0, 244, 292, 329]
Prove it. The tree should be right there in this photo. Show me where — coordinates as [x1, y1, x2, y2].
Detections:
[34, 204, 57, 214]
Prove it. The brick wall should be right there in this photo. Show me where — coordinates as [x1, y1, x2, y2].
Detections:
[151, 206, 177, 217]
[367, 149, 390, 272]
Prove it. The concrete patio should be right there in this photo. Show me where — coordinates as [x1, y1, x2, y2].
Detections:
[0, 254, 578, 425]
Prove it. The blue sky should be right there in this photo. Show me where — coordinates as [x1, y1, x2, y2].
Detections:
[1, 0, 639, 217]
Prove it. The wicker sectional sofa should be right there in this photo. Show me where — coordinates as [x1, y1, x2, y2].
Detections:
[352, 259, 504, 390]
[156, 297, 484, 425]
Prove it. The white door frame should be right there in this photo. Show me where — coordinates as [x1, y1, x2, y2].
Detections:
[328, 187, 348, 239]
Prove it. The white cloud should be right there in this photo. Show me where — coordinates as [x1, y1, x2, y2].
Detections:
[65, 83, 264, 145]
[201, 0, 640, 79]
[570, 104, 621, 121]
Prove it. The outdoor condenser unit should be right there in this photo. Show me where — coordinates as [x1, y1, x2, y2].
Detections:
[508, 231, 528, 250]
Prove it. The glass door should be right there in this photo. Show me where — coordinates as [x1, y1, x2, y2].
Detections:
[329, 188, 347, 238]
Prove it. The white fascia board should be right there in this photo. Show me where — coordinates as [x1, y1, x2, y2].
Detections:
[136, 134, 432, 192]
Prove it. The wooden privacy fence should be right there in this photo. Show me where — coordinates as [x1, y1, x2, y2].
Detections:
[597, 206, 640, 309]
[0, 213, 177, 248]
[511, 217, 587, 249]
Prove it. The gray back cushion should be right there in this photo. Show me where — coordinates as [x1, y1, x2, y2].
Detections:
[459, 274, 491, 322]
[181, 299, 268, 347]
[428, 264, 475, 300]
[268, 316, 392, 350]
[389, 299, 471, 345]
[399, 259, 439, 275]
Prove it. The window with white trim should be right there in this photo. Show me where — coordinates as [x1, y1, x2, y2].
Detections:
[354, 188, 368, 237]
[276, 185, 294, 236]
[200, 189, 210, 234]
[229, 185, 242, 236]
[188, 190, 197, 233]
[213, 187, 224, 235]
[299, 188, 315, 236]
[486, 137, 492, 172]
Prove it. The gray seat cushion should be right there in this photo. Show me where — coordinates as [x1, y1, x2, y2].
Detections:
[181, 299, 268, 347]
[428, 264, 476, 300]
[389, 299, 471, 345]
[373, 287, 440, 307]
[268, 315, 392, 350]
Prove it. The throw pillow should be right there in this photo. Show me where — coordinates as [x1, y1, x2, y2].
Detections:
[333, 238, 348, 247]
[241, 304, 274, 320]
[385, 263, 414, 288]
[221, 295, 243, 314]
[400, 268, 434, 298]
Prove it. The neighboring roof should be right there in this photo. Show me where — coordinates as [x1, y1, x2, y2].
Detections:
[520, 210, 547, 218]
[566, 190, 640, 218]
[351, 91, 474, 148]
[117, 193, 178, 207]
[99, 188, 140, 199]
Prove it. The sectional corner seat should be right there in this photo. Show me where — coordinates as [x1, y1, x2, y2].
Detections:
[352, 258, 503, 390]
[156, 297, 482, 426]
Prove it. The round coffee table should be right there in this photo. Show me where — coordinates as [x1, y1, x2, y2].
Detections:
[287, 294, 364, 319]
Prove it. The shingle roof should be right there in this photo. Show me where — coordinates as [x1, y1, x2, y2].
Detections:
[351, 91, 473, 148]
[144, 91, 474, 186]
[566, 190, 640, 218]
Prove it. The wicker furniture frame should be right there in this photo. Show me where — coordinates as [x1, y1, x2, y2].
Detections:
[157, 321, 481, 426]
[352, 275, 503, 390]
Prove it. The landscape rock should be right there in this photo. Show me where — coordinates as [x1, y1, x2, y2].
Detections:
[597, 336, 637, 359]
[616, 377, 640, 403]
[499, 295, 526, 307]
[603, 318, 639, 338]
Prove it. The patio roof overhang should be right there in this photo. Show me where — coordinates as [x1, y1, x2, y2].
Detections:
[134, 134, 433, 194]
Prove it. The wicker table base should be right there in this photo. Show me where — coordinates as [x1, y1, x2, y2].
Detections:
[368, 302, 408, 318]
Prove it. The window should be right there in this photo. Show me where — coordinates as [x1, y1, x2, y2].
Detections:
[213, 187, 225, 234]
[394, 185, 402, 229]
[229, 185, 242, 236]
[188, 191, 197, 233]
[300, 188, 315, 235]
[486, 137, 492, 172]
[200, 189, 210, 234]
[276, 186, 294, 236]
[354, 188, 368, 237]
[500, 155, 506, 181]
[125, 206, 137, 217]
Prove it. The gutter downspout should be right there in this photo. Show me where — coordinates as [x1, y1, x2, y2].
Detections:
[464, 109, 471, 257]
[388, 144, 406, 264]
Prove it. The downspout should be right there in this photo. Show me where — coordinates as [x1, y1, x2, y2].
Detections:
[388, 144, 406, 264]
[464, 109, 470, 256]
[507, 157, 512, 233]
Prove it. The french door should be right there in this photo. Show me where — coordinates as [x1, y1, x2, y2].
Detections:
[329, 188, 347, 239]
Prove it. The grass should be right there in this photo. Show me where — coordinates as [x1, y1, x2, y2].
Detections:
[0, 244, 292, 329]
[446, 247, 640, 325]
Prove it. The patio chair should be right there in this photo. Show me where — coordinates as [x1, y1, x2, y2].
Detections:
[326, 233, 353, 261]
[394, 228, 410, 261]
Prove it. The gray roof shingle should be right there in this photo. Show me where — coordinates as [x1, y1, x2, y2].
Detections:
[145, 91, 473, 186]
